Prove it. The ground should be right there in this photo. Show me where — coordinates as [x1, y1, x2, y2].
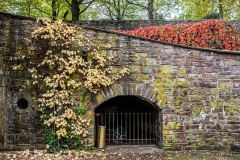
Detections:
[0, 145, 239, 160]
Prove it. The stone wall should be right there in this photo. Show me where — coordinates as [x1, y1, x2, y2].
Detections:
[0, 63, 6, 150]
[232, 20, 240, 34]
[1, 12, 240, 151]
[0, 13, 45, 150]
[89, 33, 240, 150]
[77, 19, 240, 34]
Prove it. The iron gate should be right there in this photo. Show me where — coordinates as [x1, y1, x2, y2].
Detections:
[96, 110, 156, 144]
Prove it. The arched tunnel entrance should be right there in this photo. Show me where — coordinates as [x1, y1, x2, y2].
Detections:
[95, 96, 162, 146]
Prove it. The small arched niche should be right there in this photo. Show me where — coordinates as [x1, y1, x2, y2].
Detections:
[94, 95, 162, 146]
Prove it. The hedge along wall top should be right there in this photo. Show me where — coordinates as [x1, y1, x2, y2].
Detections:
[76, 19, 240, 35]
[1, 12, 240, 150]
[117, 19, 240, 51]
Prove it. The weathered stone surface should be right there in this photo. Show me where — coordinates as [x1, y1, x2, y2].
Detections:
[0, 12, 240, 151]
[0, 79, 6, 150]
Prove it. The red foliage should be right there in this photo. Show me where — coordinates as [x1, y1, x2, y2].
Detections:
[117, 19, 240, 51]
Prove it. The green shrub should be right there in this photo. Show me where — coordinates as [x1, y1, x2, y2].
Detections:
[203, 13, 221, 19]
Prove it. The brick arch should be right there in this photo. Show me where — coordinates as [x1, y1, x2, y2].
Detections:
[92, 83, 162, 110]
[93, 87, 163, 147]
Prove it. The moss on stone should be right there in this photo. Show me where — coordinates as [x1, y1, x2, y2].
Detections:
[173, 122, 181, 130]
[112, 67, 121, 73]
[210, 101, 216, 108]
[130, 65, 141, 73]
[178, 68, 187, 74]
[163, 122, 171, 130]
[203, 106, 211, 113]
[96, 93, 103, 104]
[193, 106, 202, 116]
[173, 80, 188, 88]
[224, 105, 234, 113]
[137, 75, 150, 81]
[18, 114, 23, 124]
[153, 65, 189, 108]
[161, 65, 171, 75]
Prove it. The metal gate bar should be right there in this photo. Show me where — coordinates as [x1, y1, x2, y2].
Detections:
[121, 112, 123, 143]
[97, 111, 156, 144]
[141, 112, 143, 143]
[129, 111, 131, 143]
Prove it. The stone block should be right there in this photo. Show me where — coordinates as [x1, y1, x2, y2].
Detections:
[205, 56, 215, 62]
[232, 89, 240, 95]
[30, 136, 45, 144]
[141, 66, 153, 74]
[199, 82, 217, 88]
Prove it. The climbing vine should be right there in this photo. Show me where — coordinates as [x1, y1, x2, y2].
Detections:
[118, 19, 240, 51]
[11, 19, 130, 152]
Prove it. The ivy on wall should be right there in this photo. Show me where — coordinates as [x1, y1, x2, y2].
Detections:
[11, 19, 130, 152]
[118, 19, 240, 51]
